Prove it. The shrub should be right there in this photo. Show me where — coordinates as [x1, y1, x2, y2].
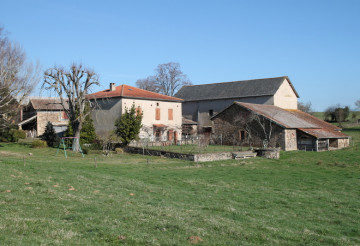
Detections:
[82, 147, 89, 155]
[115, 148, 124, 154]
[0, 125, 26, 142]
[114, 104, 142, 146]
[41, 121, 59, 147]
[31, 139, 47, 148]
[9, 129, 26, 142]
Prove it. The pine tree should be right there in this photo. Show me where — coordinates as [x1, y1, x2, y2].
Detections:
[42, 121, 59, 147]
[114, 104, 142, 146]
[65, 114, 96, 145]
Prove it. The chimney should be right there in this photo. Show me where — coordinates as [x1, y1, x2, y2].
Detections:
[110, 83, 116, 91]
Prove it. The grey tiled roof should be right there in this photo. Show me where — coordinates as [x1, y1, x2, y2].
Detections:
[175, 76, 299, 101]
[214, 102, 348, 139]
[30, 98, 68, 110]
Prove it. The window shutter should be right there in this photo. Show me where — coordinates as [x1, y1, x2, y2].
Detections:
[156, 108, 160, 120]
[136, 106, 142, 116]
[62, 111, 69, 119]
[168, 109, 173, 120]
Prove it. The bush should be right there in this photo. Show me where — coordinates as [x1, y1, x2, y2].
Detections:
[0, 125, 26, 142]
[41, 121, 59, 147]
[31, 139, 48, 148]
[115, 148, 124, 154]
[82, 147, 89, 155]
[9, 129, 26, 142]
[114, 104, 142, 146]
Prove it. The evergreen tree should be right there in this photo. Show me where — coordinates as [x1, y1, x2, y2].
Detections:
[65, 114, 96, 145]
[114, 104, 142, 146]
[41, 121, 59, 147]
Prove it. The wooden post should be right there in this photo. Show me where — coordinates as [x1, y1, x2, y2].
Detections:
[315, 139, 318, 152]
[327, 139, 329, 151]
[94, 157, 97, 168]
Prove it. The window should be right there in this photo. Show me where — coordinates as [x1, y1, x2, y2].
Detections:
[209, 109, 214, 117]
[168, 109, 173, 120]
[155, 108, 160, 120]
[61, 111, 68, 120]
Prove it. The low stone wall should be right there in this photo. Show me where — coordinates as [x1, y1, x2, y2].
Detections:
[124, 147, 257, 162]
[255, 148, 280, 159]
[194, 152, 233, 162]
[125, 147, 195, 161]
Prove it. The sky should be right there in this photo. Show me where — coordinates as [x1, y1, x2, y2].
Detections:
[1, 0, 359, 111]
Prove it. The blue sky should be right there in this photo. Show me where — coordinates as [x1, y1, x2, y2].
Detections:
[1, 0, 359, 111]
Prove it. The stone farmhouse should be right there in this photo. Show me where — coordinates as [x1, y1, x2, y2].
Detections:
[18, 98, 69, 137]
[88, 84, 183, 143]
[211, 102, 350, 151]
[175, 76, 298, 133]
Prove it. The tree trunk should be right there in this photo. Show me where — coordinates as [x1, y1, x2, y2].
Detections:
[72, 121, 82, 152]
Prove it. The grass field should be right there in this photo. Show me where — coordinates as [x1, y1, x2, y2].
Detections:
[0, 128, 360, 245]
[312, 111, 360, 126]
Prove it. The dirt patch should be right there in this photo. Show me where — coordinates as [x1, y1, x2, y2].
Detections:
[0, 151, 24, 157]
[188, 236, 203, 244]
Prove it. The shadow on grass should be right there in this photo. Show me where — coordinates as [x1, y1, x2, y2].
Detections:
[343, 127, 360, 132]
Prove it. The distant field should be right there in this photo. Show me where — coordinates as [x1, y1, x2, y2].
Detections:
[313, 111, 360, 122]
[0, 127, 359, 245]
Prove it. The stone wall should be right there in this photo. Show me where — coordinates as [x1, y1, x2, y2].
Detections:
[212, 103, 285, 149]
[124, 147, 257, 162]
[37, 111, 68, 135]
[255, 148, 280, 159]
[283, 129, 297, 151]
[337, 138, 350, 149]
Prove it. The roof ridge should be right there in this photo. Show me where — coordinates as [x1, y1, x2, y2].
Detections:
[182, 76, 288, 87]
[121, 84, 182, 100]
[87, 83, 183, 101]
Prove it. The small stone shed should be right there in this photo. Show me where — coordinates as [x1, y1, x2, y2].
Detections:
[211, 102, 350, 151]
[18, 98, 69, 137]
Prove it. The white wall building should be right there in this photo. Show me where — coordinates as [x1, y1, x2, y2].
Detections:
[88, 84, 183, 143]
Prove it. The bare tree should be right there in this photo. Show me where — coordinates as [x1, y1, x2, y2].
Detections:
[42, 64, 99, 151]
[298, 101, 313, 114]
[136, 62, 192, 96]
[135, 76, 159, 93]
[251, 113, 274, 148]
[0, 27, 40, 129]
[355, 99, 360, 110]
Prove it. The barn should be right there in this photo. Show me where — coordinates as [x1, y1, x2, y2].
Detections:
[211, 102, 350, 151]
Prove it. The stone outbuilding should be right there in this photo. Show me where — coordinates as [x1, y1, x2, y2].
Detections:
[87, 84, 183, 143]
[18, 98, 69, 137]
[211, 102, 350, 151]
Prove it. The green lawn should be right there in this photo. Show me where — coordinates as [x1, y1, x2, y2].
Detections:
[0, 128, 360, 245]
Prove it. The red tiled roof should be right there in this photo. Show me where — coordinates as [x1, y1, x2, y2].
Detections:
[87, 84, 183, 102]
[231, 102, 349, 139]
[153, 124, 166, 128]
[182, 117, 198, 125]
